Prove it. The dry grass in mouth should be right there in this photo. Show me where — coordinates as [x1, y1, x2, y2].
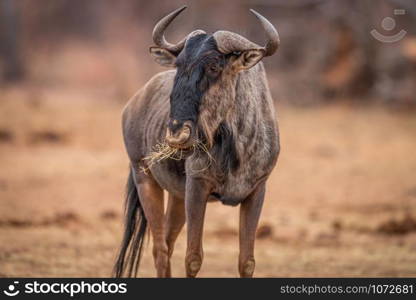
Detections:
[141, 142, 180, 173]
[141, 139, 215, 174]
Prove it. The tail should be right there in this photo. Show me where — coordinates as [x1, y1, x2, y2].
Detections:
[113, 167, 147, 277]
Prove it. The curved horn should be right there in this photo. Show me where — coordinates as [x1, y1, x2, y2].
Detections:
[152, 6, 188, 53]
[250, 9, 280, 56]
[213, 9, 280, 57]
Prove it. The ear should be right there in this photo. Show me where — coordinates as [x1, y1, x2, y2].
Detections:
[232, 49, 265, 71]
[149, 47, 176, 67]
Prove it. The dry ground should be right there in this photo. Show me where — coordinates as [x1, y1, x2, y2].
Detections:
[0, 86, 416, 277]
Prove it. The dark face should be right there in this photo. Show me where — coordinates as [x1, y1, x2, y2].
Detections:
[165, 34, 227, 149]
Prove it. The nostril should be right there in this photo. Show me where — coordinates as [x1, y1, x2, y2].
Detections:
[168, 119, 184, 135]
[165, 123, 192, 147]
[182, 121, 193, 131]
[181, 125, 191, 135]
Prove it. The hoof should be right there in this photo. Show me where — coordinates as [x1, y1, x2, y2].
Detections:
[186, 259, 202, 277]
[240, 259, 255, 277]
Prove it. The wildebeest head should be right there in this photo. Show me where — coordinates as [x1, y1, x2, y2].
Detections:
[149, 6, 280, 149]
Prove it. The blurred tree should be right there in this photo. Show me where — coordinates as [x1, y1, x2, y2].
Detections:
[0, 0, 24, 82]
[249, 0, 415, 105]
[0, 0, 414, 105]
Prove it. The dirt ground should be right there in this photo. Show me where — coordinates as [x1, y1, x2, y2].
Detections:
[0, 86, 416, 277]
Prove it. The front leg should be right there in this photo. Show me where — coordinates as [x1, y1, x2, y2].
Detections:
[185, 177, 210, 277]
[239, 182, 266, 277]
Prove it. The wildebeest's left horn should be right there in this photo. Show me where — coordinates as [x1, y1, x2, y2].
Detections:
[250, 9, 280, 56]
[152, 6, 188, 54]
[213, 9, 280, 57]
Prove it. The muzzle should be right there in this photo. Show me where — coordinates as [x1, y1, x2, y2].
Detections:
[165, 120, 194, 149]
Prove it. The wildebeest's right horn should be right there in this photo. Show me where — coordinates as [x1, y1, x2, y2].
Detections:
[152, 6, 188, 54]
[213, 9, 280, 57]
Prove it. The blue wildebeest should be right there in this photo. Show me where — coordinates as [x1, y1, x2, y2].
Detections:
[114, 6, 280, 277]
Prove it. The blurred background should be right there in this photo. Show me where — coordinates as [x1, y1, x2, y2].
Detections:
[0, 0, 415, 277]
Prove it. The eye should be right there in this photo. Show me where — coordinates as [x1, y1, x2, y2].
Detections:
[206, 64, 221, 76]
